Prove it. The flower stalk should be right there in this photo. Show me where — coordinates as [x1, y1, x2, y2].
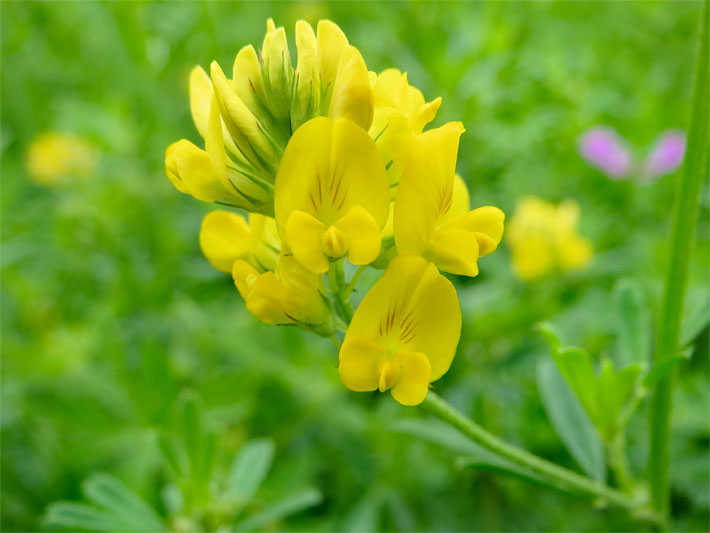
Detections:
[421, 392, 644, 511]
[648, 0, 709, 520]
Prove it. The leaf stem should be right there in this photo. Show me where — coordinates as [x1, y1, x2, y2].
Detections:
[648, 0, 709, 519]
[421, 391, 639, 510]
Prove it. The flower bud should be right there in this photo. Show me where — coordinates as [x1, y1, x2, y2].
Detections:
[321, 225, 349, 260]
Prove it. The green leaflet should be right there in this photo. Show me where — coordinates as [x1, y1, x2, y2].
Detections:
[536, 359, 605, 481]
[227, 438, 275, 514]
[44, 474, 165, 532]
[612, 279, 651, 368]
[538, 322, 643, 441]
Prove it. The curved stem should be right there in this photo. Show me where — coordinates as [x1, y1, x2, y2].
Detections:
[422, 391, 639, 510]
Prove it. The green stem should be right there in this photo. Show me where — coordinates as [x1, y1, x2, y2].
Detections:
[648, 0, 709, 519]
[609, 432, 634, 493]
[422, 391, 637, 510]
[327, 261, 354, 323]
[345, 265, 368, 295]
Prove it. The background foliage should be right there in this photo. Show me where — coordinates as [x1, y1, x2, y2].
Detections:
[1, 1, 708, 531]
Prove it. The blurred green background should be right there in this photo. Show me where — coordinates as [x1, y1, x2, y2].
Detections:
[1, 1, 708, 531]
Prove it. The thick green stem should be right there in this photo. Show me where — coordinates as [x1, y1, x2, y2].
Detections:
[422, 391, 637, 510]
[648, 1, 709, 519]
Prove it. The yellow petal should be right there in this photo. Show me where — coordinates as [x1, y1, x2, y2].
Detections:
[390, 351, 431, 406]
[232, 259, 261, 299]
[410, 96, 442, 134]
[189, 66, 212, 138]
[262, 24, 292, 98]
[164, 139, 227, 202]
[200, 210, 251, 273]
[293, 20, 320, 129]
[429, 228, 481, 277]
[245, 271, 292, 325]
[317, 20, 348, 93]
[205, 95, 229, 191]
[438, 174, 471, 225]
[394, 122, 465, 255]
[338, 335, 387, 392]
[330, 46, 374, 130]
[249, 215, 281, 272]
[275, 116, 389, 239]
[232, 45, 265, 115]
[210, 61, 276, 170]
[286, 210, 329, 274]
[346, 255, 461, 381]
[333, 204, 382, 265]
[371, 69, 407, 107]
[442, 206, 505, 257]
[273, 254, 330, 327]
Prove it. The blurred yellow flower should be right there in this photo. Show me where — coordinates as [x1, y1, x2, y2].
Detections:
[507, 197, 593, 280]
[166, 18, 373, 214]
[26, 132, 97, 185]
[199, 210, 280, 274]
[338, 255, 461, 406]
[232, 254, 332, 334]
[274, 117, 389, 274]
[394, 122, 505, 277]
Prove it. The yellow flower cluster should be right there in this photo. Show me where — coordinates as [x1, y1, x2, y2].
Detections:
[26, 132, 98, 186]
[166, 19, 505, 405]
[507, 197, 592, 280]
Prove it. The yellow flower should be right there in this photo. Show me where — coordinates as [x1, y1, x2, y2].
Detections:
[394, 122, 505, 277]
[26, 132, 97, 185]
[369, 69, 442, 191]
[274, 116, 390, 274]
[167, 18, 373, 213]
[292, 19, 373, 131]
[507, 197, 593, 280]
[232, 254, 332, 334]
[199, 210, 280, 274]
[165, 95, 272, 213]
[338, 255, 461, 406]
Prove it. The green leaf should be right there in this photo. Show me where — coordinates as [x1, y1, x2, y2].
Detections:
[82, 473, 164, 532]
[536, 322, 562, 353]
[180, 390, 204, 482]
[233, 487, 322, 532]
[43, 503, 128, 531]
[227, 438, 275, 512]
[613, 279, 651, 367]
[157, 434, 183, 477]
[596, 360, 643, 438]
[342, 493, 382, 533]
[550, 347, 599, 425]
[536, 360, 605, 481]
